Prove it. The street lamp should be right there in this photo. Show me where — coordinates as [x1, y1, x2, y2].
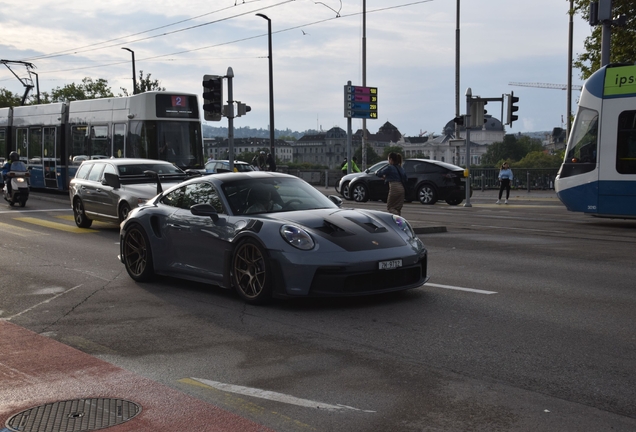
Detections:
[256, 13, 275, 155]
[121, 47, 137, 95]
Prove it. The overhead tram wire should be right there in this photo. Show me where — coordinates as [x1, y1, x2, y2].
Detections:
[22, 0, 293, 62]
[32, 0, 434, 76]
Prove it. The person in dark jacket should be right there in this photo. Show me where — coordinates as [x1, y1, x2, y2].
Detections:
[376, 152, 407, 215]
[266, 152, 277, 172]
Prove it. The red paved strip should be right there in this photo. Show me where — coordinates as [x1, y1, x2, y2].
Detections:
[0, 321, 273, 431]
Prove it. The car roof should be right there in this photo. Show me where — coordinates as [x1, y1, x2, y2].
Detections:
[405, 158, 464, 171]
[80, 158, 176, 166]
[206, 160, 250, 164]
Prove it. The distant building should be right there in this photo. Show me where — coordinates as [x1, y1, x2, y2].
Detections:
[205, 138, 293, 163]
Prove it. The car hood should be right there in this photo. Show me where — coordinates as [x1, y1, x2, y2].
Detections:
[260, 208, 406, 251]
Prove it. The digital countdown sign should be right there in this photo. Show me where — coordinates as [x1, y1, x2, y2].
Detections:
[344, 85, 378, 119]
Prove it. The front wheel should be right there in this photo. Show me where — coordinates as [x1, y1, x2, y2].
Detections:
[119, 203, 131, 222]
[232, 239, 272, 305]
[445, 196, 463, 206]
[341, 181, 352, 200]
[122, 224, 154, 282]
[417, 184, 438, 205]
[351, 183, 369, 202]
[73, 198, 93, 228]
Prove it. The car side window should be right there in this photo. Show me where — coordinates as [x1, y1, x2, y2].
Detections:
[161, 187, 185, 208]
[181, 182, 224, 213]
[75, 163, 92, 180]
[103, 164, 117, 177]
[87, 163, 105, 182]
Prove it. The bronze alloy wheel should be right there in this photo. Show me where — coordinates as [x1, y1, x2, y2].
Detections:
[123, 224, 154, 281]
[232, 239, 272, 304]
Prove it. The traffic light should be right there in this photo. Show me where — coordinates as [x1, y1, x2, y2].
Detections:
[237, 102, 251, 117]
[469, 100, 487, 127]
[453, 116, 464, 126]
[507, 92, 519, 126]
[202, 75, 223, 121]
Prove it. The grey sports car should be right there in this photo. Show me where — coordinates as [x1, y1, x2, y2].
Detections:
[119, 172, 428, 304]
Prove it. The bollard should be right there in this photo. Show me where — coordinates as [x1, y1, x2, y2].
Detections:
[527, 171, 530, 193]
[481, 173, 485, 192]
[325, 170, 328, 189]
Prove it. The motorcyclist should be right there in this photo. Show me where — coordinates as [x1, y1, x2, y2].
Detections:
[2, 151, 20, 196]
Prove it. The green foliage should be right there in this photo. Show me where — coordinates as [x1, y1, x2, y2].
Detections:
[0, 88, 21, 108]
[573, 0, 636, 79]
[480, 134, 543, 167]
[381, 145, 404, 159]
[510, 151, 563, 169]
[354, 144, 382, 166]
[120, 70, 165, 96]
[47, 77, 114, 102]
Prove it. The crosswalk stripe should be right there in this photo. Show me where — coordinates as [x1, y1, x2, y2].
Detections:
[0, 221, 49, 237]
[14, 217, 97, 233]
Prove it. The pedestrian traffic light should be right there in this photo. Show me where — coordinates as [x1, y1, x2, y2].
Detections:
[469, 100, 487, 127]
[237, 102, 251, 117]
[453, 115, 464, 126]
[507, 92, 519, 126]
[202, 75, 223, 121]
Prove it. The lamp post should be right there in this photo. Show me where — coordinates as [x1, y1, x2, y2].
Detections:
[256, 13, 275, 155]
[121, 47, 137, 95]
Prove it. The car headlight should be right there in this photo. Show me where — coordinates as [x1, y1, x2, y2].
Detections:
[392, 215, 415, 238]
[280, 224, 315, 250]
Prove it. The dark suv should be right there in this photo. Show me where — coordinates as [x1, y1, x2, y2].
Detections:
[348, 159, 470, 205]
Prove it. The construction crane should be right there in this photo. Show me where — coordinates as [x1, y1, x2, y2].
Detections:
[509, 82, 582, 91]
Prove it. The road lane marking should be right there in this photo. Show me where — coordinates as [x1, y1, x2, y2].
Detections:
[1, 284, 83, 321]
[470, 224, 566, 234]
[426, 283, 497, 295]
[0, 208, 70, 214]
[0, 221, 50, 237]
[182, 378, 376, 413]
[14, 217, 97, 233]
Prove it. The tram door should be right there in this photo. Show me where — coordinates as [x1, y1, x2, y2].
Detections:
[43, 127, 58, 189]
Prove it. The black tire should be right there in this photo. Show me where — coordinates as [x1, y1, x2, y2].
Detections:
[445, 197, 463, 206]
[8, 200, 15, 207]
[122, 223, 154, 282]
[19, 196, 27, 207]
[73, 198, 93, 228]
[342, 181, 352, 200]
[119, 203, 132, 222]
[232, 239, 272, 305]
[351, 183, 369, 202]
[417, 184, 438, 205]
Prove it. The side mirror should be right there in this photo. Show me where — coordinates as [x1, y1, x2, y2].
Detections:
[185, 169, 202, 177]
[190, 203, 219, 222]
[327, 195, 343, 207]
[103, 172, 121, 189]
[144, 170, 162, 194]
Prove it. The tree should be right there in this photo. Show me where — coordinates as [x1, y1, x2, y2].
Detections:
[511, 151, 563, 169]
[573, 0, 636, 79]
[120, 70, 165, 96]
[47, 77, 114, 102]
[0, 88, 21, 108]
[381, 145, 404, 160]
[354, 144, 382, 166]
[481, 134, 543, 167]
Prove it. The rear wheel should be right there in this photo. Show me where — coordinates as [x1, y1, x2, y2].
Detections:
[73, 198, 93, 228]
[122, 224, 154, 282]
[418, 184, 438, 205]
[351, 183, 369, 202]
[445, 196, 463, 206]
[232, 239, 272, 305]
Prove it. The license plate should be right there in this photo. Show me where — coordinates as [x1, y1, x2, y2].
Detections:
[379, 259, 402, 270]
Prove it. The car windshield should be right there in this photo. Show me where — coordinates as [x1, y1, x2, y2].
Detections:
[222, 176, 338, 215]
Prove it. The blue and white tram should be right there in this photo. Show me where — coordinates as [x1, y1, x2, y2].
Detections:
[7, 91, 204, 191]
[556, 63, 636, 218]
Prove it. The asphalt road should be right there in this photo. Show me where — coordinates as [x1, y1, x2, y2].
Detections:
[1, 189, 635, 431]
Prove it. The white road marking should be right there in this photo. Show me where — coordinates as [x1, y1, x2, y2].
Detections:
[470, 224, 566, 234]
[426, 283, 497, 295]
[188, 377, 376, 413]
[1, 284, 83, 321]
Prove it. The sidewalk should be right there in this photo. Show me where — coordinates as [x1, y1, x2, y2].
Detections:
[0, 321, 272, 432]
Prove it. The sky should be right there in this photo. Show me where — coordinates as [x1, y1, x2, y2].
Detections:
[0, 0, 591, 138]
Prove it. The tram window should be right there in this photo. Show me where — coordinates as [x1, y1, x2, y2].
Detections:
[0, 130, 5, 159]
[29, 128, 42, 164]
[113, 124, 125, 158]
[616, 110, 636, 174]
[71, 126, 88, 164]
[90, 125, 110, 158]
[566, 108, 598, 164]
[16, 128, 28, 161]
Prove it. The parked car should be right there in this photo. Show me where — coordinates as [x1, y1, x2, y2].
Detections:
[205, 160, 255, 174]
[336, 160, 388, 200]
[348, 159, 471, 205]
[119, 171, 428, 304]
[69, 158, 190, 228]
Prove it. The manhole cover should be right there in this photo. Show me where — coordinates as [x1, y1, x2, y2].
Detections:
[5, 398, 141, 432]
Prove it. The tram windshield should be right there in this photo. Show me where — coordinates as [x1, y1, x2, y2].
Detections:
[127, 120, 203, 170]
[566, 107, 598, 164]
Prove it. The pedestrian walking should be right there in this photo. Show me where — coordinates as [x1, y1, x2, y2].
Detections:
[497, 162, 513, 204]
[376, 152, 407, 215]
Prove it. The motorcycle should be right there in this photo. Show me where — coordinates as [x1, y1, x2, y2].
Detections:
[3, 161, 30, 207]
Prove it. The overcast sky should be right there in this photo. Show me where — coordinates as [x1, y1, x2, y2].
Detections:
[1, 0, 591, 137]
